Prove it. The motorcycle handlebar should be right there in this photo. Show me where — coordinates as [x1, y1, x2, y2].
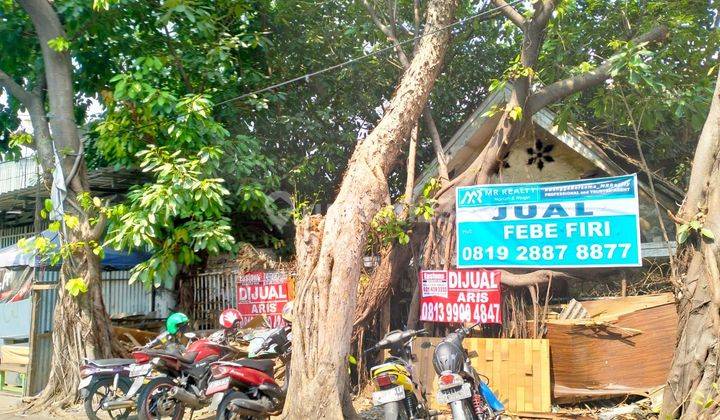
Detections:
[364, 328, 427, 353]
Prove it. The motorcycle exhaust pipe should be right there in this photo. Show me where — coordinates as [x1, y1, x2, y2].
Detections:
[228, 396, 275, 415]
[168, 386, 202, 409]
[102, 399, 135, 410]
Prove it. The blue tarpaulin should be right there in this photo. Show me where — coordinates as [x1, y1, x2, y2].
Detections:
[0, 230, 150, 270]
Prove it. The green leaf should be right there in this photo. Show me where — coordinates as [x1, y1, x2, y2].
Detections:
[65, 277, 88, 297]
[508, 106, 523, 121]
[47, 36, 70, 52]
[701, 228, 715, 240]
[690, 220, 702, 230]
[63, 214, 80, 230]
[44, 199, 53, 212]
[678, 229, 690, 244]
[48, 221, 61, 232]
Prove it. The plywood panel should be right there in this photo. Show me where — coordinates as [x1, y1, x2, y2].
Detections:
[546, 294, 677, 402]
[414, 338, 550, 414]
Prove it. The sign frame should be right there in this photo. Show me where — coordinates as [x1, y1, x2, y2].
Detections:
[455, 174, 642, 269]
[418, 269, 502, 325]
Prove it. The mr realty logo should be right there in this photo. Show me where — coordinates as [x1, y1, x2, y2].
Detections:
[459, 188, 484, 206]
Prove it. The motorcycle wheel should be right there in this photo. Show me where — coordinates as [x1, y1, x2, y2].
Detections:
[136, 377, 185, 420]
[83, 376, 132, 420]
[449, 399, 477, 420]
[380, 401, 409, 420]
[216, 390, 267, 420]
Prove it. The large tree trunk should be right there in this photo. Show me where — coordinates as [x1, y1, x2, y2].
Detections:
[661, 70, 720, 419]
[17, 0, 115, 409]
[284, 1, 458, 418]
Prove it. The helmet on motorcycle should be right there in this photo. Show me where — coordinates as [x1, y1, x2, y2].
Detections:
[432, 340, 464, 374]
[219, 308, 243, 329]
[281, 301, 294, 324]
[166, 312, 190, 334]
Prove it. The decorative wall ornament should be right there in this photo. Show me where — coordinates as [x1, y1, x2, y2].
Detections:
[526, 139, 555, 170]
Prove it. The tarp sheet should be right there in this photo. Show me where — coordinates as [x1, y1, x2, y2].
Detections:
[0, 230, 150, 270]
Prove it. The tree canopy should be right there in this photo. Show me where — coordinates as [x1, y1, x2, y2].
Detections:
[1, 0, 718, 279]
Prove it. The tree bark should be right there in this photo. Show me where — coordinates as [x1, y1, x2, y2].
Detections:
[16, 0, 115, 410]
[0, 69, 54, 180]
[661, 70, 720, 420]
[284, 1, 458, 418]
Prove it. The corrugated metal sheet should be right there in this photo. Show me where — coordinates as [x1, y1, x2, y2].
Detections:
[101, 271, 153, 316]
[34, 270, 151, 316]
[26, 270, 153, 396]
[0, 157, 39, 195]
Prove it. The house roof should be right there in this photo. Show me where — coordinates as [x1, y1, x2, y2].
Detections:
[0, 157, 145, 226]
[414, 85, 684, 210]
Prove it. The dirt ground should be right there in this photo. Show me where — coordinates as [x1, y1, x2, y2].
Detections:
[0, 392, 219, 420]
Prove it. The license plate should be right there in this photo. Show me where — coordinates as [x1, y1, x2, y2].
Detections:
[372, 386, 405, 406]
[209, 391, 225, 410]
[437, 382, 472, 404]
[206, 377, 231, 395]
[129, 363, 151, 378]
[78, 376, 92, 390]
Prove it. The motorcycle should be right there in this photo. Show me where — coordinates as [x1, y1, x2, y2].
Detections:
[365, 328, 433, 420]
[206, 324, 292, 419]
[133, 329, 238, 419]
[80, 330, 187, 420]
[428, 322, 504, 420]
[78, 357, 135, 420]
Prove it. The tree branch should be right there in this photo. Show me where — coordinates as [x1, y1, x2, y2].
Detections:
[500, 269, 579, 287]
[360, 0, 449, 183]
[0, 68, 33, 105]
[527, 25, 669, 114]
[532, 0, 555, 30]
[490, 0, 525, 28]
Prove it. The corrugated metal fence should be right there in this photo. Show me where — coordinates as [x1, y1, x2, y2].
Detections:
[191, 271, 237, 330]
[26, 269, 154, 396]
[0, 157, 39, 195]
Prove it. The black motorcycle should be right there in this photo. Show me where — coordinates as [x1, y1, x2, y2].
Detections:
[79, 357, 135, 420]
[424, 322, 504, 420]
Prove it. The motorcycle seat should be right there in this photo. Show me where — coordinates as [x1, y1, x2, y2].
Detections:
[87, 358, 134, 367]
[223, 359, 275, 376]
[176, 351, 199, 364]
[143, 349, 198, 364]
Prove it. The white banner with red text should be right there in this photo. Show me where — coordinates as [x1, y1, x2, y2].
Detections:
[419, 269, 501, 324]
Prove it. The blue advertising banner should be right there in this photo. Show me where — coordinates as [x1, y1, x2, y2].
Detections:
[456, 174, 642, 268]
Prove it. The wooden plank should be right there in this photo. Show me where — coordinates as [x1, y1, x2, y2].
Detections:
[532, 340, 542, 412]
[414, 337, 550, 414]
[540, 339, 551, 410]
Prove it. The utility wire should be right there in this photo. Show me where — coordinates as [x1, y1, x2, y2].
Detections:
[125, 0, 523, 132]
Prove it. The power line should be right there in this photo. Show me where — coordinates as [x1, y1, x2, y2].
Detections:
[124, 0, 523, 132]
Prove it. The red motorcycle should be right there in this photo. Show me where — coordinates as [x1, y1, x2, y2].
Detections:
[206, 325, 292, 419]
[133, 310, 243, 419]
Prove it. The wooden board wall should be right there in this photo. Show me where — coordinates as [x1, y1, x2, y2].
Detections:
[413, 338, 551, 414]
